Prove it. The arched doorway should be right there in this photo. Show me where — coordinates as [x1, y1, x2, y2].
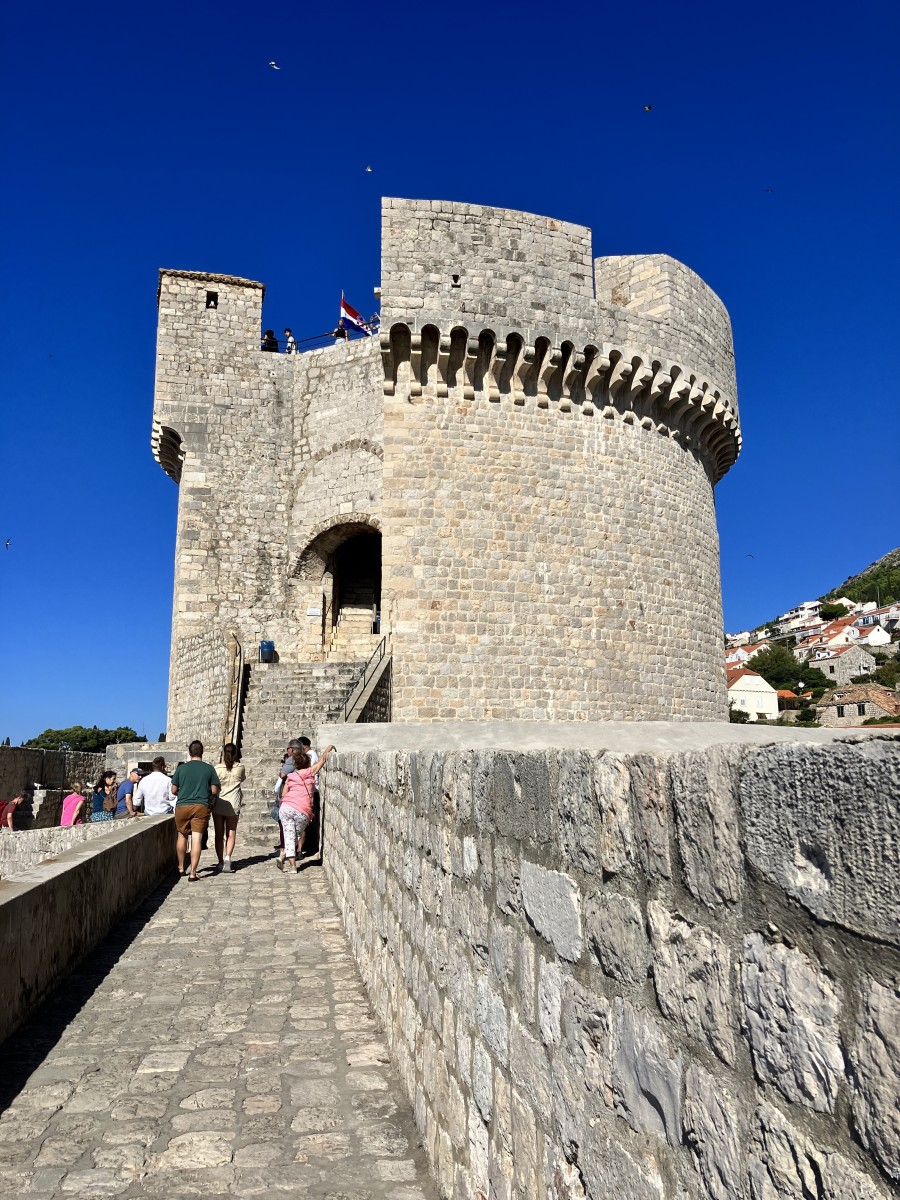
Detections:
[331, 530, 381, 629]
[294, 521, 382, 657]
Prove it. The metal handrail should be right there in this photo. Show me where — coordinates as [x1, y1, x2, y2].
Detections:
[260, 326, 380, 355]
[221, 630, 245, 750]
[342, 636, 388, 722]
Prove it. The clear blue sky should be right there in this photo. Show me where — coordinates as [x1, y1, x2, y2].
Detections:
[1, 0, 898, 745]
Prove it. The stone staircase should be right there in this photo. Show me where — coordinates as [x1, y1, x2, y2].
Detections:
[237, 660, 364, 849]
[326, 588, 382, 662]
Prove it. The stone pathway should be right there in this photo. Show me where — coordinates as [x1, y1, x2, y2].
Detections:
[0, 855, 439, 1199]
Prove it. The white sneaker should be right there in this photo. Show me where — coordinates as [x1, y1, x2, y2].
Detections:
[222, 858, 232, 873]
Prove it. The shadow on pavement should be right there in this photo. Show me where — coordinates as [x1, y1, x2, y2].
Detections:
[0, 873, 181, 1114]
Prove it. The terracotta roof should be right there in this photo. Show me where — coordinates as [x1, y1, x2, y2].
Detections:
[777, 689, 798, 698]
[727, 667, 764, 685]
[817, 683, 900, 716]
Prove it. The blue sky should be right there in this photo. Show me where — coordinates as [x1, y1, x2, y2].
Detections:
[1, 0, 898, 745]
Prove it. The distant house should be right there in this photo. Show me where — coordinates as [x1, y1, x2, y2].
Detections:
[794, 617, 862, 662]
[855, 624, 891, 649]
[726, 641, 770, 667]
[854, 603, 900, 633]
[811, 644, 876, 686]
[817, 683, 900, 727]
[727, 667, 779, 722]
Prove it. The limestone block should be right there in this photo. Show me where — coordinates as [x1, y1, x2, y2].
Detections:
[741, 741, 900, 945]
[468, 1108, 489, 1196]
[611, 998, 682, 1145]
[538, 960, 563, 1046]
[561, 978, 611, 1100]
[628, 754, 673, 880]
[580, 1122, 667, 1200]
[585, 892, 649, 985]
[476, 977, 509, 1066]
[648, 902, 735, 1065]
[509, 1014, 551, 1115]
[558, 752, 636, 876]
[682, 1063, 744, 1200]
[520, 861, 583, 962]
[511, 1086, 541, 1199]
[749, 1101, 891, 1200]
[850, 980, 900, 1180]
[740, 934, 843, 1113]
[473, 1042, 492, 1121]
[672, 744, 743, 908]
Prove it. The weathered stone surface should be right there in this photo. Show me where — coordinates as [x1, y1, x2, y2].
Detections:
[580, 1123, 667, 1200]
[850, 980, 900, 1180]
[672, 744, 743, 907]
[682, 1063, 743, 1200]
[628, 754, 673, 881]
[648, 902, 735, 1064]
[520, 860, 582, 962]
[475, 976, 509, 1065]
[612, 999, 682, 1145]
[749, 1101, 891, 1200]
[538, 959, 563, 1046]
[741, 934, 844, 1113]
[742, 741, 900, 945]
[585, 891, 649, 985]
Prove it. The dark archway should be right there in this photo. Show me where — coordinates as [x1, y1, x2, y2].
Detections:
[332, 531, 381, 621]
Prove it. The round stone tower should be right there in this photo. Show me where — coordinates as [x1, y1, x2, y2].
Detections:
[377, 199, 740, 721]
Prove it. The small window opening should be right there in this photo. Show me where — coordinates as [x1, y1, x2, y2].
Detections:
[206, 291, 218, 309]
[836, 705, 845, 718]
[451, 274, 461, 289]
[857, 704, 866, 716]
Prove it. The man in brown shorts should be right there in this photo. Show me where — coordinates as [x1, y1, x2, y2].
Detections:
[170, 740, 220, 882]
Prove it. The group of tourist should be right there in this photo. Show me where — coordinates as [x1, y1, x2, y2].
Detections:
[2, 735, 335, 881]
[259, 314, 380, 353]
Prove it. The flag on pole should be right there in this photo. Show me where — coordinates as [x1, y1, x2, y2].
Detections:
[340, 293, 371, 335]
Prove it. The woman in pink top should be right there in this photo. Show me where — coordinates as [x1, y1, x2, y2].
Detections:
[276, 744, 334, 873]
[60, 782, 86, 827]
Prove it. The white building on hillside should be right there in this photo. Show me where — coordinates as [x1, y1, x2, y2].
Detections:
[726, 667, 779, 722]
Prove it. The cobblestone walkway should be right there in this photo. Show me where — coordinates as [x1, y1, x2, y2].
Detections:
[0, 857, 439, 1199]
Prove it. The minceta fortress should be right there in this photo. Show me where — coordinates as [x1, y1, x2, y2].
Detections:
[153, 198, 741, 745]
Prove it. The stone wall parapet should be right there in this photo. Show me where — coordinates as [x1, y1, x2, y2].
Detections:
[323, 734, 900, 1198]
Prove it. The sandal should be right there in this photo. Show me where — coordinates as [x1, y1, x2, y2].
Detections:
[188, 874, 200, 883]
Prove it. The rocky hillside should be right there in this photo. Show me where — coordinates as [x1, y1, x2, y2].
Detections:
[825, 547, 900, 606]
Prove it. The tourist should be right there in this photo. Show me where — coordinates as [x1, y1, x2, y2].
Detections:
[90, 770, 118, 823]
[135, 756, 174, 816]
[275, 738, 303, 800]
[283, 327, 297, 354]
[0, 794, 25, 831]
[261, 329, 279, 352]
[212, 742, 245, 873]
[277, 744, 335, 873]
[330, 318, 349, 342]
[60, 783, 86, 827]
[170, 740, 220, 882]
[115, 767, 141, 819]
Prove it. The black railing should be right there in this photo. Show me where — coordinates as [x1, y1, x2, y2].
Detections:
[260, 326, 380, 355]
[342, 636, 388, 723]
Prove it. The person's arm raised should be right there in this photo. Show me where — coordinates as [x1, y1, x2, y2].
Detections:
[310, 745, 335, 776]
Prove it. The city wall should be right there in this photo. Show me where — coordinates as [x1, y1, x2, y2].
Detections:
[0, 816, 175, 1045]
[322, 726, 900, 1199]
[0, 746, 104, 799]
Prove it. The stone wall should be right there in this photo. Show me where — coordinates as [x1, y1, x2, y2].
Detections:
[323, 733, 900, 1199]
[0, 822, 141, 879]
[0, 746, 103, 803]
[154, 269, 382, 746]
[0, 816, 176, 1046]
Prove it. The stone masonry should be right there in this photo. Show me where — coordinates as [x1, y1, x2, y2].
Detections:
[322, 731, 900, 1199]
[153, 198, 741, 744]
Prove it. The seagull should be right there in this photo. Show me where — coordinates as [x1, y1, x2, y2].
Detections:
[4, 539, 9, 550]
[745, 553, 754, 559]
[643, 104, 652, 112]
[364, 165, 373, 173]
[764, 187, 774, 193]
[268, 61, 281, 70]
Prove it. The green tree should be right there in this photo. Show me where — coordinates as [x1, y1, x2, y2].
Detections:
[748, 644, 831, 697]
[818, 601, 850, 620]
[796, 705, 819, 725]
[24, 725, 144, 752]
[729, 705, 750, 723]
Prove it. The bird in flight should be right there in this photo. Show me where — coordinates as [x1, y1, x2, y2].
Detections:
[745, 553, 754, 559]
[268, 61, 281, 70]
[764, 188, 774, 193]
[643, 104, 652, 112]
[4, 539, 9, 550]
[365, 165, 373, 173]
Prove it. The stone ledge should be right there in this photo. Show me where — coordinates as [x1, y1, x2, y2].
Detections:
[0, 815, 175, 1046]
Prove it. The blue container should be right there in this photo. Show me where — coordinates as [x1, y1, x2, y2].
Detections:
[259, 640, 275, 663]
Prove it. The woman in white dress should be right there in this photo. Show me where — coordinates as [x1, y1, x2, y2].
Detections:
[212, 742, 245, 873]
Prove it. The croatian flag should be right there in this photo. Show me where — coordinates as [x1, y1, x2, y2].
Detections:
[340, 293, 371, 335]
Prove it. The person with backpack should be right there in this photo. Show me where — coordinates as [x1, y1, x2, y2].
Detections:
[276, 745, 335, 873]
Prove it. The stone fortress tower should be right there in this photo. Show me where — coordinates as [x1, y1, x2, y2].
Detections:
[153, 198, 741, 750]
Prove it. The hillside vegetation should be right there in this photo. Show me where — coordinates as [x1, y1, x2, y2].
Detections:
[824, 547, 900, 606]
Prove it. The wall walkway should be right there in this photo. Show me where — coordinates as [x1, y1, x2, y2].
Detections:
[0, 854, 438, 1199]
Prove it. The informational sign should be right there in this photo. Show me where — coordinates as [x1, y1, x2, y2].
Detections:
[306, 607, 321, 617]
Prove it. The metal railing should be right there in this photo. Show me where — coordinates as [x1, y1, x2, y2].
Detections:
[221, 630, 245, 751]
[260, 326, 380, 355]
[342, 636, 388, 723]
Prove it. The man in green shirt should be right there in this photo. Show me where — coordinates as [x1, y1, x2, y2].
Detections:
[171, 740, 220, 882]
